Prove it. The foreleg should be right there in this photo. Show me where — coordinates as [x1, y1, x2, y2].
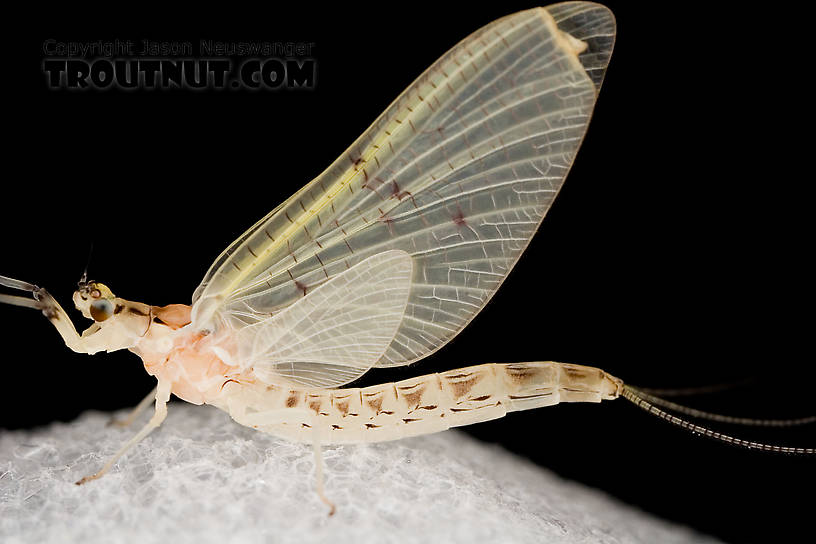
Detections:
[0, 275, 112, 354]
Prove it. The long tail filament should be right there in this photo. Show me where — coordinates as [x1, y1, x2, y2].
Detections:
[621, 385, 815, 455]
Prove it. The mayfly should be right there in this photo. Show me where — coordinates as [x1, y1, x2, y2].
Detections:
[1, 3, 812, 515]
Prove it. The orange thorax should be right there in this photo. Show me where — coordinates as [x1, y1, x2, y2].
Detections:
[131, 304, 244, 405]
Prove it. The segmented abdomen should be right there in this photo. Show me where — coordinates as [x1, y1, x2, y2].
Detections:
[215, 361, 622, 444]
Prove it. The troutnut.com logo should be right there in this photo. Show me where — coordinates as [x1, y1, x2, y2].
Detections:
[42, 39, 317, 91]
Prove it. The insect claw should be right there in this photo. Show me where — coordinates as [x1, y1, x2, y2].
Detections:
[75, 469, 106, 485]
[22, 287, 61, 321]
[0, 276, 60, 319]
[30, 291, 58, 319]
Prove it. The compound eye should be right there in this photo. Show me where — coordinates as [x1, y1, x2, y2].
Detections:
[90, 299, 114, 322]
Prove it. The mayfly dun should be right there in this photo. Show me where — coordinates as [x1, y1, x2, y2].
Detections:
[1, 3, 813, 515]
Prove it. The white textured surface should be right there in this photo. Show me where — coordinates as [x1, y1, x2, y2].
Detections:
[1, 404, 718, 544]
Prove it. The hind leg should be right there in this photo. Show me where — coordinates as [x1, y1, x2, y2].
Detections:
[311, 423, 335, 516]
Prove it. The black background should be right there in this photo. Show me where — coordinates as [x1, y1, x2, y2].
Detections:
[3, 3, 813, 543]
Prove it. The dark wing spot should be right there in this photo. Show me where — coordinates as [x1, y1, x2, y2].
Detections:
[452, 208, 467, 227]
[389, 181, 401, 198]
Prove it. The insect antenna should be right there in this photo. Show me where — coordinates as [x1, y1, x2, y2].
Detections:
[78, 242, 94, 287]
[621, 385, 815, 455]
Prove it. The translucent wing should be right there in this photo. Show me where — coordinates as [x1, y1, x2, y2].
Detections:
[547, 2, 616, 90]
[223, 250, 412, 388]
[192, 4, 616, 373]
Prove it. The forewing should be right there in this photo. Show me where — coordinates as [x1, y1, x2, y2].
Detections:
[233, 250, 412, 388]
[192, 4, 615, 368]
[547, 2, 616, 90]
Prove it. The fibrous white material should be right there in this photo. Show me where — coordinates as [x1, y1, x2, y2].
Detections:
[1, 404, 718, 544]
